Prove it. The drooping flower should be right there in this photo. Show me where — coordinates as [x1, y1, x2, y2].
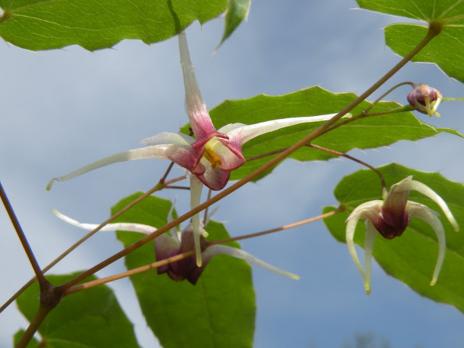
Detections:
[407, 84, 443, 117]
[53, 210, 300, 284]
[346, 176, 458, 294]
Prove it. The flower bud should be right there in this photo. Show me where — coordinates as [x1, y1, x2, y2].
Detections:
[407, 84, 442, 117]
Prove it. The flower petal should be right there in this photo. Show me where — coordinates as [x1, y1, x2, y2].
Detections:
[409, 179, 459, 232]
[202, 245, 300, 280]
[190, 176, 204, 267]
[53, 209, 160, 234]
[47, 145, 170, 190]
[363, 221, 377, 295]
[166, 144, 200, 172]
[225, 114, 337, 145]
[217, 123, 246, 134]
[204, 137, 245, 170]
[141, 132, 194, 146]
[346, 200, 383, 288]
[178, 31, 215, 138]
[197, 160, 231, 190]
[407, 201, 446, 286]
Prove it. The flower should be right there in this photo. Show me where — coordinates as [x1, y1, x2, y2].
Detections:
[407, 84, 443, 117]
[46, 32, 336, 192]
[346, 176, 459, 294]
[53, 210, 300, 284]
[47, 30, 337, 267]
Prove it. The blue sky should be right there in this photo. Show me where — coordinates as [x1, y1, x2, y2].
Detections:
[1, 1, 464, 347]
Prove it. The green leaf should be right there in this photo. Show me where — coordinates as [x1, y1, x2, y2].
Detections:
[16, 273, 140, 347]
[112, 193, 256, 348]
[196, 86, 460, 181]
[357, 0, 464, 82]
[0, 0, 227, 51]
[219, 0, 251, 46]
[324, 163, 464, 312]
[14, 330, 39, 348]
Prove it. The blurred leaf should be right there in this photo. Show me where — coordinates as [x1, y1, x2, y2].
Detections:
[112, 193, 256, 348]
[15, 273, 140, 347]
[219, 0, 251, 46]
[185, 86, 460, 181]
[0, 0, 226, 50]
[324, 163, 464, 312]
[357, 0, 464, 82]
[13, 330, 39, 347]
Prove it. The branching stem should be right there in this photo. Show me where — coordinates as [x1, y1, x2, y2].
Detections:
[0, 182, 47, 289]
[64, 208, 341, 294]
[307, 144, 386, 191]
[0, 174, 186, 314]
[59, 23, 440, 292]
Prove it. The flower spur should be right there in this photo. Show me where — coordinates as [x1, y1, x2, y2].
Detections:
[53, 210, 300, 284]
[346, 176, 459, 294]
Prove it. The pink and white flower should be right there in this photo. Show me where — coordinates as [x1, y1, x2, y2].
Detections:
[47, 31, 337, 266]
[53, 210, 300, 283]
[346, 176, 458, 294]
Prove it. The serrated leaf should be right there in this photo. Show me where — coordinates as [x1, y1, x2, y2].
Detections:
[15, 273, 140, 347]
[112, 193, 256, 348]
[323, 163, 464, 312]
[186, 86, 460, 181]
[219, 0, 251, 46]
[0, 0, 227, 51]
[357, 0, 464, 82]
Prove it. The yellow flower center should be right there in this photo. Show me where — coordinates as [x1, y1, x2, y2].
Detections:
[203, 138, 223, 168]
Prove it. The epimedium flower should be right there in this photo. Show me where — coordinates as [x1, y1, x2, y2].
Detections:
[53, 210, 300, 284]
[47, 30, 337, 266]
[407, 83, 443, 117]
[346, 176, 459, 294]
[46, 31, 336, 192]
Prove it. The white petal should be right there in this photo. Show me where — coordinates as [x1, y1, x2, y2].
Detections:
[346, 200, 382, 289]
[407, 201, 446, 286]
[47, 145, 170, 190]
[217, 123, 246, 134]
[190, 175, 204, 267]
[178, 31, 215, 138]
[409, 179, 459, 232]
[53, 209, 157, 234]
[203, 245, 300, 280]
[364, 221, 377, 294]
[225, 114, 337, 145]
[166, 202, 182, 242]
[141, 132, 194, 146]
[179, 31, 205, 113]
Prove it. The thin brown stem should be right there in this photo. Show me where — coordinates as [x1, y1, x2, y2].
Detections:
[64, 251, 194, 295]
[60, 23, 440, 292]
[247, 147, 288, 162]
[64, 208, 342, 294]
[324, 105, 413, 134]
[212, 207, 342, 245]
[16, 305, 51, 348]
[362, 81, 415, 115]
[307, 144, 386, 191]
[164, 185, 191, 190]
[0, 182, 47, 289]
[0, 175, 186, 314]
[159, 162, 175, 183]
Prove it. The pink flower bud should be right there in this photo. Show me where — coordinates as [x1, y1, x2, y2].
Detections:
[407, 84, 443, 117]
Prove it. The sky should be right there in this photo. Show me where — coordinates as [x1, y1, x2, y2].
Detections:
[1, 0, 464, 347]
